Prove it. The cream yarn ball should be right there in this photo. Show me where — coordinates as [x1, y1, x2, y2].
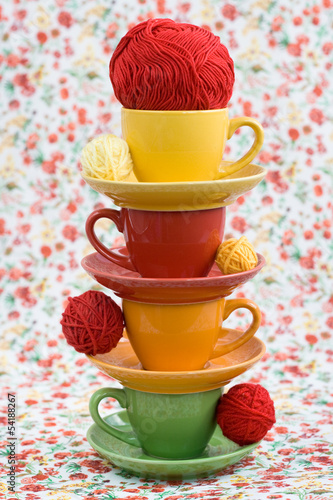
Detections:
[81, 134, 133, 181]
[216, 236, 258, 274]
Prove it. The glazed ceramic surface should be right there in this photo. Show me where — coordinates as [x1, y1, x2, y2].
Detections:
[86, 410, 260, 479]
[87, 334, 266, 394]
[123, 298, 261, 371]
[85, 207, 225, 278]
[121, 108, 264, 182]
[81, 162, 267, 211]
[81, 250, 265, 304]
[89, 387, 222, 459]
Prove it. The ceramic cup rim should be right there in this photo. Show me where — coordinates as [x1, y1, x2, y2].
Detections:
[122, 107, 230, 115]
[111, 386, 222, 396]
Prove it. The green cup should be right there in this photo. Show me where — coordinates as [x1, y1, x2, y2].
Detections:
[89, 386, 222, 460]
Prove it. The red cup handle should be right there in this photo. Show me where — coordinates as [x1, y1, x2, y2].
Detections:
[85, 208, 136, 271]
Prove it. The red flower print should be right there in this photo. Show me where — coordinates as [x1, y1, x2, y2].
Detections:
[21, 440, 35, 446]
[69, 473, 88, 480]
[41, 246, 52, 258]
[266, 106, 278, 117]
[231, 216, 248, 233]
[306, 334, 318, 344]
[326, 317, 333, 329]
[77, 108, 87, 124]
[309, 108, 325, 124]
[180, 3, 191, 13]
[299, 256, 315, 269]
[8, 310, 20, 319]
[60, 88, 69, 99]
[221, 4, 238, 20]
[37, 32, 47, 44]
[26, 133, 39, 149]
[58, 11, 74, 28]
[322, 41, 333, 54]
[271, 16, 283, 31]
[258, 151, 272, 164]
[275, 426, 288, 434]
[288, 128, 299, 140]
[0, 218, 7, 235]
[63, 430, 76, 436]
[282, 230, 295, 245]
[7, 54, 20, 67]
[33, 474, 48, 481]
[48, 133, 57, 143]
[21, 485, 47, 492]
[14, 9, 26, 20]
[314, 185, 323, 196]
[62, 225, 79, 242]
[293, 16, 302, 25]
[51, 392, 69, 399]
[13, 73, 28, 87]
[9, 267, 22, 280]
[297, 34, 309, 45]
[73, 451, 91, 457]
[262, 195, 273, 205]
[9, 99, 20, 109]
[287, 43, 301, 56]
[106, 22, 118, 38]
[54, 452, 71, 459]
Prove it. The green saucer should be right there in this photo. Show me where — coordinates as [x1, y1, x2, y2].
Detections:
[86, 411, 260, 480]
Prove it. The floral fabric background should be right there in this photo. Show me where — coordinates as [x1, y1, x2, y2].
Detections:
[1, 0, 333, 498]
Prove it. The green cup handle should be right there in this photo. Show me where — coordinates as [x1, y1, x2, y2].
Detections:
[89, 387, 140, 447]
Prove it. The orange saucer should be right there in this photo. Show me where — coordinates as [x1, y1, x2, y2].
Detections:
[87, 330, 265, 394]
[82, 249, 265, 304]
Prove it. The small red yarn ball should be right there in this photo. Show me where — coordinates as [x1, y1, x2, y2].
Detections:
[110, 18, 234, 110]
[216, 383, 276, 446]
[60, 290, 124, 356]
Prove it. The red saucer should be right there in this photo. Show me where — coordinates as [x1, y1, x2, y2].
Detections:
[81, 248, 265, 304]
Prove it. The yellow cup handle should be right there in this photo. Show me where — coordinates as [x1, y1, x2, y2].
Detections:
[211, 298, 261, 358]
[217, 117, 264, 179]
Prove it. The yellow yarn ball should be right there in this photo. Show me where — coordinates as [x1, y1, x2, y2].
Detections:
[81, 134, 133, 181]
[215, 236, 258, 275]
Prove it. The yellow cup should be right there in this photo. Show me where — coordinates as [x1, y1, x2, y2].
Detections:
[122, 298, 261, 371]
[121, 108, 264, 182]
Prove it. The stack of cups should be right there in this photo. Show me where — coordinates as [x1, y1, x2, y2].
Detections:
[84, 108, 265, 463]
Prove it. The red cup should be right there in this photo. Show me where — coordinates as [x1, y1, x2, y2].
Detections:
[85, 207, 226, 278]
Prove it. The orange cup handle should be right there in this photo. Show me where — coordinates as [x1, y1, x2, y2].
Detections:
[85, 208, 136, 271]
[211, 298, 261, 358]
[217, 117, 264, 179]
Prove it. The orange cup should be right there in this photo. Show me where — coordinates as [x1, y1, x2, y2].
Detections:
[122, 298, 261, 371]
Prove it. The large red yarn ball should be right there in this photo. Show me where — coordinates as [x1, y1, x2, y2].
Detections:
[60, 291, 124, 356]
[216, 383, 276, 446]
[109, 18, 234, 110]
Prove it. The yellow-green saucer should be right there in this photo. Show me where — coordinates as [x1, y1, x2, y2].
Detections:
[82, 162, 266, 212]
[86, 410, 260, 480]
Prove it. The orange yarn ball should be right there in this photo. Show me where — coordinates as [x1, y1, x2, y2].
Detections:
[216, 236, 258, 275]
[216, 383, 276, 446]
[60, 291, 124, 356]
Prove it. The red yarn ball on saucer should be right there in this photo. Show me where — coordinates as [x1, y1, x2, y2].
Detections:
[216, 383, 276, 446]
[109, 18, 234, 110]
[60, 291, 124, 356]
